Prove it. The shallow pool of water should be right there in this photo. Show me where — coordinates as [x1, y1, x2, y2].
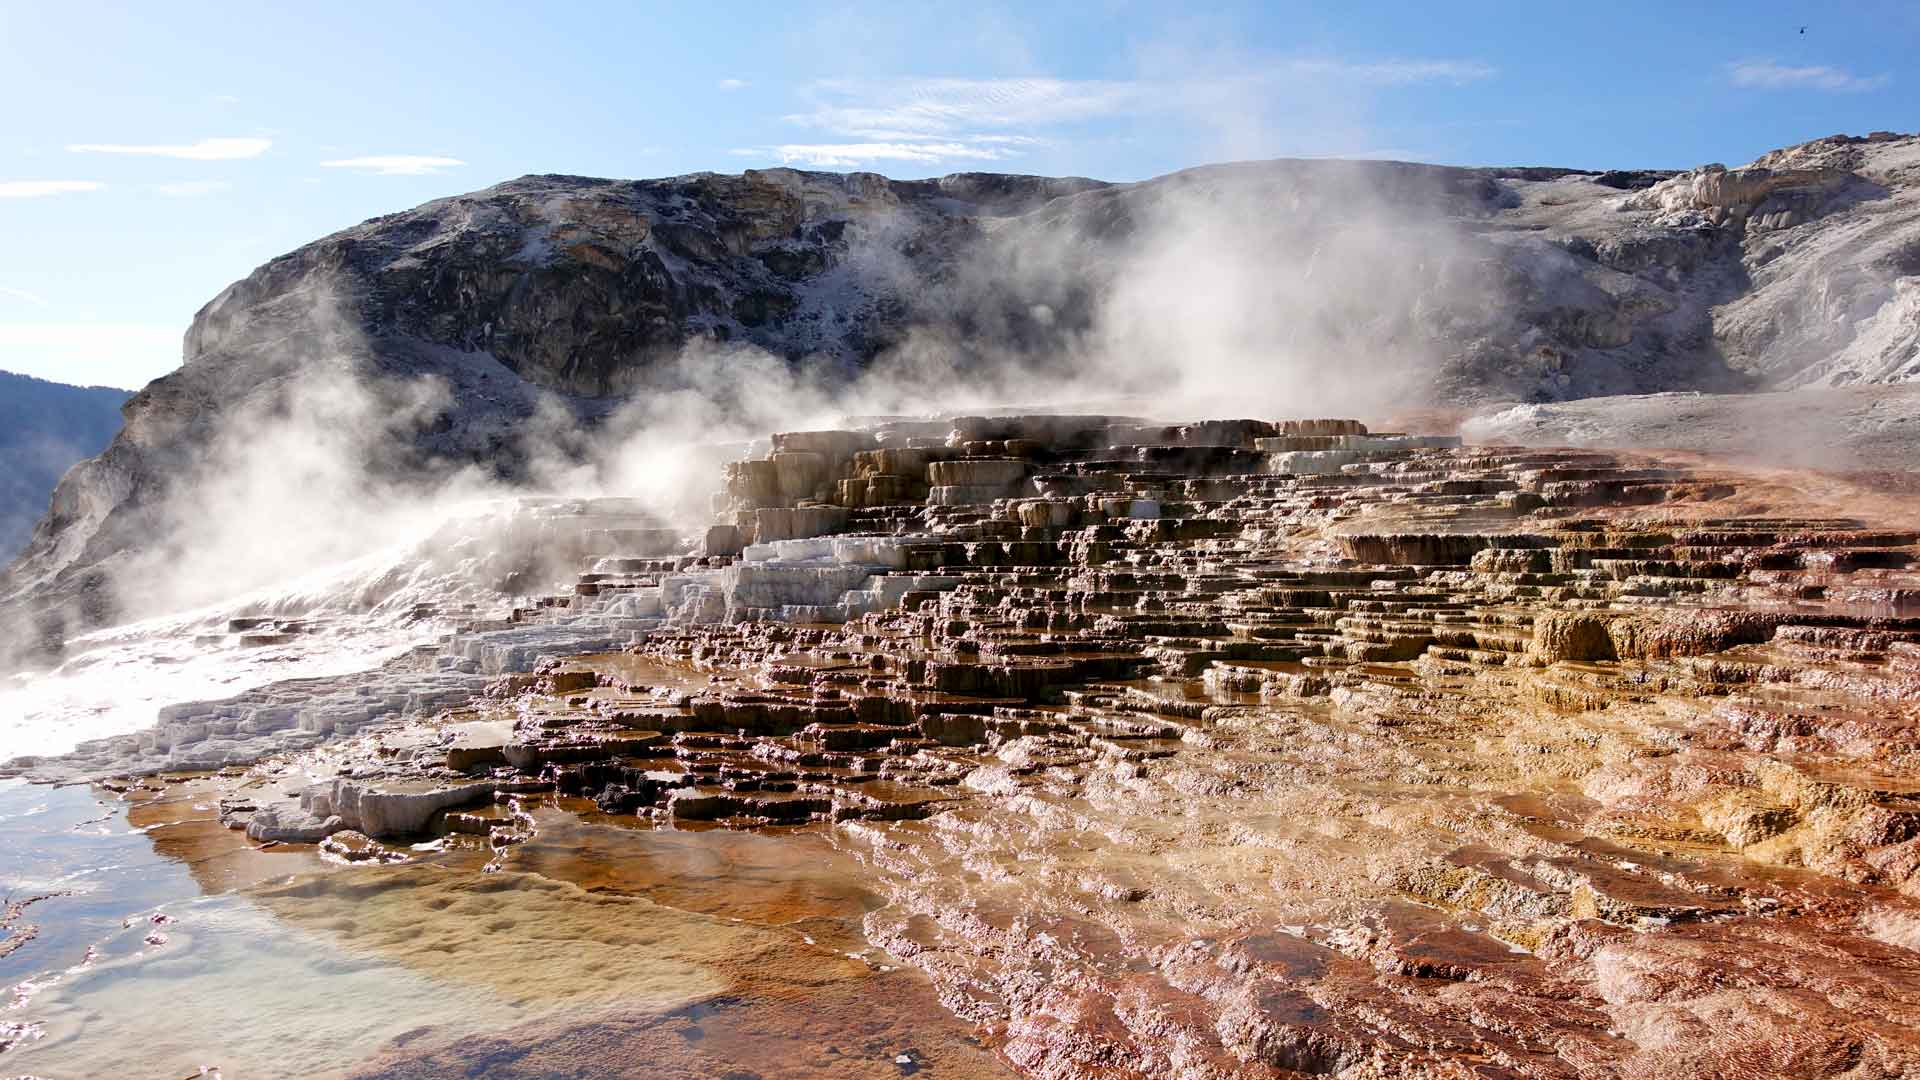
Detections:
[0, 779, 1012, 1079]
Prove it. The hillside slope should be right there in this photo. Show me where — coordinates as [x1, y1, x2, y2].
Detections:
[0, 370, 130, 563]
[3, 131, 1917, 663]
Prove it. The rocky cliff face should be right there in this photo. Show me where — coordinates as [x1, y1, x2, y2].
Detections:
[5, 131, 1918, 660]
[1623, 133, 1920, 387]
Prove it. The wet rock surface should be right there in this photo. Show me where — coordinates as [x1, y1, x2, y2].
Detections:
[0, 776, 1010, 1079]
[24, 412, 1916, 1078]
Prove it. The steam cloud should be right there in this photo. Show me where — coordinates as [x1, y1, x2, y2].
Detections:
[15, 157, 1506, 647]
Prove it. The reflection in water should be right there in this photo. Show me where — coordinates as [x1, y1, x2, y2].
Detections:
[20, 890, 529, 1076]
[1, 779, 1011, 1079]
[516, 806, 882, 927]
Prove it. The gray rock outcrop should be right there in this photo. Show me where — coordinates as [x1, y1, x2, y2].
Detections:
[5, 131, 1919, 664]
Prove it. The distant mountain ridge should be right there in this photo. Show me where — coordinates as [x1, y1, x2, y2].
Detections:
[0, 369, 129, 565]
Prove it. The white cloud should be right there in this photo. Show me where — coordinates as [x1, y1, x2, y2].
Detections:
[67, 136, 272, 160]
[790, 65, 1492, 138]
[0, 322, 183, 389]
[319, 155, 465, 176]
[786, 77, 1141, 139]
[154, 179, 233, 197]
[742, 62, 1495, 167]
[718, 78, 748, 91]
[737, 141, 1028, 168]
[0, 179, 104, 198]
[0, 285, 49, 307]
[1728, 60, 1889, 92]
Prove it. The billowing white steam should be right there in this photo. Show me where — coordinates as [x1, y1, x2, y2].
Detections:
[35, 159, 1503, 645]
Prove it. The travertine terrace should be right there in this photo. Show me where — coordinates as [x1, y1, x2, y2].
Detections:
[20, 413, 1920, 1078]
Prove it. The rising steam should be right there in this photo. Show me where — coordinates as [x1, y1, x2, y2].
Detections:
[7, 156, 1509, 651]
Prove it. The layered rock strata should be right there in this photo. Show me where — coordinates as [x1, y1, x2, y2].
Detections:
[66, 412, 1920, 1079]
[11, 131, 1920, 661]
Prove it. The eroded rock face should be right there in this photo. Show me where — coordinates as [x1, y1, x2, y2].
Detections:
[1622, 161, 1864, 231]
[12, 132, 1920, 663]
[112, 412, 1920, 1079]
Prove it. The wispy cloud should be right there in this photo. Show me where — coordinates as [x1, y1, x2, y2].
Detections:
[154, 179, 233, 197]
[319, 155, 465, 176]
[0, 179, 105, 198]
[733, 141, 1029, 167]
[786, 77, 1139, 140]
[739, 61, 1494, 168]
[67, 136, 272, 160]
[1727, 60, 1889, 92]
[0, 285, 49, 307]
[718, 78, 749, 91]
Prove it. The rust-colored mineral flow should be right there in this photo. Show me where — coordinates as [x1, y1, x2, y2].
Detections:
[177, 416, 1920, 1077]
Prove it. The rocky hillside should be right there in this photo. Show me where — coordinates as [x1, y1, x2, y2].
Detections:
[1620, 134, 1920, 387]
[3, 130, 1917, 662]
[0, 370, 129, 562]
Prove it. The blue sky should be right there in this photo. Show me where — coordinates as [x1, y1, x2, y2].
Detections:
[2, 0, 1915, 389]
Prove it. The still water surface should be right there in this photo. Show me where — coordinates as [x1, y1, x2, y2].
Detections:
[1, 779, 1010, 1079]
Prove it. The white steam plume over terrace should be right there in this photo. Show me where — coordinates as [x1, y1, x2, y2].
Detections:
[61, 155, 1498, 630]
[0, 140, 1518, 772]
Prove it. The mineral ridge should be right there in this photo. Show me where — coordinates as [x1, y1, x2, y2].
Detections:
[14, 412, 1918, 1078]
